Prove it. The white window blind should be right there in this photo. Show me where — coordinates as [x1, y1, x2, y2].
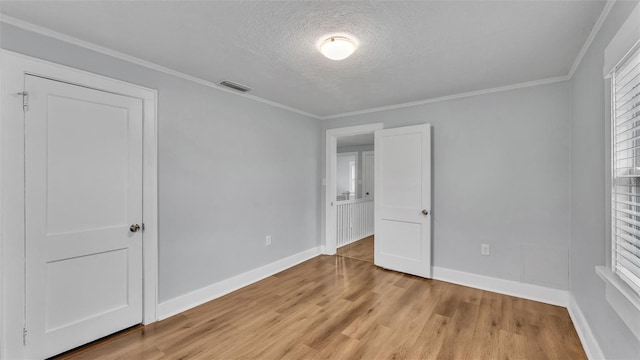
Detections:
[612, 43, 640, 296]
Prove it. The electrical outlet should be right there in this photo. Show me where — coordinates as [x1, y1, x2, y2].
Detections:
[266, 235, 272, 246]
[481, 244, 490, 256]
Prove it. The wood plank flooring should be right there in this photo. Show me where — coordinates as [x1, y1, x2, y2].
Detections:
[336, 236, 374, 263]
[54, 254, 586, 360]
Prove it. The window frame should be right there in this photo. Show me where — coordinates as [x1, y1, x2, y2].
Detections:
[610, 43, 640, 296]
[601, 34, 640, 342]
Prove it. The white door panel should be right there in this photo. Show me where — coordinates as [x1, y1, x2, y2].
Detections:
[45, 96, 130, 234]
[374, 124, 431, 278]
[25, 75, 143, 359]
[378, 133, 422, 210]
[378, 220, 422, 259]
[45, 249, 129, 331]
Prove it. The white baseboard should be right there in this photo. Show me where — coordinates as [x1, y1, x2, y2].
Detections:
[567, 294, 605, 360]
[432, 266, 569, 307]
[158, 254, 572, 321]
[157, 247, 322, 320]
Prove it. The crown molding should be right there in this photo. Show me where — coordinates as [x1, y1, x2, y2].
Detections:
[1, 5, 611, 122]
[320, 75, 570, 120]
[568, 0, 616, 79]
[0, 14, 322, 120]
[327, 0, 617, 121]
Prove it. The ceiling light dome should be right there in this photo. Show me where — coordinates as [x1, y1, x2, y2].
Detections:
[319, 36, 356, 61]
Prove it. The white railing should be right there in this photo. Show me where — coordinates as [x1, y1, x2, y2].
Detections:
[336, 199, 374, 247]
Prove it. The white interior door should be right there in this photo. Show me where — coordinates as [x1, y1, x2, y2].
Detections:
[362, 151, 374, 199]
[374, 124, 431, 278]
[25, 75, 144, 359]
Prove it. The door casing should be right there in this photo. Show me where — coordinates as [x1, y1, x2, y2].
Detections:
[0, 50, 159, 359]
[325, 123, 383, 255]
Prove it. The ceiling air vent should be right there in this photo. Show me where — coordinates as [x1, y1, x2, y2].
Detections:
[219, 80, 252, 93]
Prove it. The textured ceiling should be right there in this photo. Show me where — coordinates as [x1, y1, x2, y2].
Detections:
[0, 1, 606, 118]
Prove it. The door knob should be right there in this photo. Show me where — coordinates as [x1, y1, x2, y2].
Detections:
[130, 224, 141, 233]
[421, 209, 429, 215]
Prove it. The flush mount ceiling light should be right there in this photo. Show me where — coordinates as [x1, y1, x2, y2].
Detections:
[319, 36, 356, 61]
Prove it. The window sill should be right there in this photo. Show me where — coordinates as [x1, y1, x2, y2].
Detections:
[596, 266, 640, 341]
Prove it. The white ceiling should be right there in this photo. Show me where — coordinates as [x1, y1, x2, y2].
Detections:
[0, 1, 606, 118]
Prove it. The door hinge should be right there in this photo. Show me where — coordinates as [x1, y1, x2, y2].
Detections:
[23, 327, 27, 345]
[17, 92, 28, 112]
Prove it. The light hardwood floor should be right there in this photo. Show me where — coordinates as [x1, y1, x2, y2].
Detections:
[55, 254, 586, 360]
[336, 236, 374, 263]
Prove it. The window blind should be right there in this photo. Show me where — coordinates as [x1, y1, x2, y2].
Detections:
[612, 43, 640, 296]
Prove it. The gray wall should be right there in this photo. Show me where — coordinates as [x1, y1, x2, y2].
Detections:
[0, 23, 320, 303]
[337, 144, 374, 199]
[570, 1, 640, 358]
[321, 82, 572, 290]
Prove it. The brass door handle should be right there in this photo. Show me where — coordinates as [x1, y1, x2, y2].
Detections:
[130, 224, 141, 233]
[421, 209, 429, 216]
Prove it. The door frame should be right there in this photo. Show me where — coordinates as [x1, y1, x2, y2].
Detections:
[0, 50, 159, 359]
[325, 123, 383, 255]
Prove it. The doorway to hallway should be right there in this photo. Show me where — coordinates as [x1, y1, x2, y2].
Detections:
[336, 235, 374, 263]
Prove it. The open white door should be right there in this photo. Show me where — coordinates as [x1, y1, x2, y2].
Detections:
[374, 124, 431, 278]
[25, 75, 143, 358]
